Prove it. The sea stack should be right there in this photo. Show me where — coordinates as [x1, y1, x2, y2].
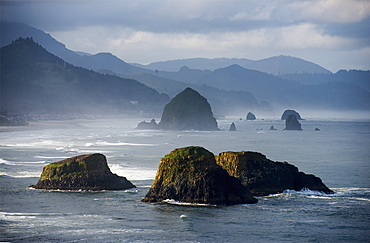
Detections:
[246, 112, 256, 120]
[142, 146, 257, 205]
[158, 88, 219, 130]
[229, 122, 237, 131]
[216, 151, 333, 196]
[284, 114, 302, 130]
[31, 153, 135, 190]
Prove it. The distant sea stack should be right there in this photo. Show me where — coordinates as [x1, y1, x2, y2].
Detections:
[136, 119, 158, 129]
[281, 110, 303, 120]
[246, 112, 256, 120]
[284, 114, 302, 130]
[216, 151, 333, 196]
[31, 153, 135, 190]
[158, 88, 219, 131]
[142, 146, 258, 205]
[229, 122, 237, 131]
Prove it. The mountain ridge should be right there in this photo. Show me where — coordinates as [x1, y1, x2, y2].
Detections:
[0, 37, 169, 116]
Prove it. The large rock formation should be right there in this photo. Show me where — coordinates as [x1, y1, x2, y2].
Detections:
[216, 151, 333, 196]
[142, 146, 257, 205]
[157, 88, 219, 131]
[31, 153, 135, 190]
[284, 114, 302, 130]
[281, 109, 303, 120]
[246, 112, 256, 120]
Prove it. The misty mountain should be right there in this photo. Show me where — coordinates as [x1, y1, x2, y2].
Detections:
[132, 56, 331, 75]
[279, 70, 370, 92]
[156, 64, 370, 110]
[0, 37, 169, 116]
[1, 22, 151, 76]
[128, 73, 267, 117]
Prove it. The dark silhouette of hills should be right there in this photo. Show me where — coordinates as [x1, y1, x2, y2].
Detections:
[0, 37, 169, 115]
[128, 73, 265, 116]
[279, 70, 370, 92]
[156, 64, 370, 110]
[132, 56, 331, 74]
[1, 22, 151, 76]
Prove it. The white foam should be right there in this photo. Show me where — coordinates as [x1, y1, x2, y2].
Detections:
[109, 164, 156, 180]
[163, 199, 215, 207]
[95, 140, 157, 146]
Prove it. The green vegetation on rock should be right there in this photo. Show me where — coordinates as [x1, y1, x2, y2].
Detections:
[142, 146, 257, 205]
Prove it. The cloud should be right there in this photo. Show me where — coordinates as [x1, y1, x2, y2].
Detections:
[286, 0, 370, 23]
[1, 0, 369, 71]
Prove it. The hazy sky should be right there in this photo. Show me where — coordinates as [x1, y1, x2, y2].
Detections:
[1, 0, 370, 72]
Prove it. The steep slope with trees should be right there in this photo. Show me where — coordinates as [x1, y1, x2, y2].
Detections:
[0, 38, 169, 116]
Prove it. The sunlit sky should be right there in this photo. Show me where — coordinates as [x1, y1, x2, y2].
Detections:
[1, 0, 370, 72]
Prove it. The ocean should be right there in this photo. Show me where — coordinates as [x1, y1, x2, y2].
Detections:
[1, 117, 370, 242]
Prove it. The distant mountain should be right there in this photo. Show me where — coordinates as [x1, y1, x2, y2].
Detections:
[128, 73, 267, 117]
[1, 22, 151, 76]
[0, 37, 169, 116]
[132, 56, 331, 75]
[156, 64, 370, 111]
[279, 70, 370, 92]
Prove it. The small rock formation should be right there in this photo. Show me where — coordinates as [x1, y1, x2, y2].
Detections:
[284, 114, 302, 130]
[281, 110, 303, 120]
[229, 122, 237, 131]
[142, 146, 258, 205]
[246, 112, 256, 120]
[216, 151, 333, 196]
[30, 153, 135, 190]
[157, 88, 219, 131]
[269, 125, 277, 130]
[136, 119, 158, 129]
[315, 128, 320, 131]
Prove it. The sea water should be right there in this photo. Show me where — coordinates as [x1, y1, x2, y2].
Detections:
[1, 117, 369, 242]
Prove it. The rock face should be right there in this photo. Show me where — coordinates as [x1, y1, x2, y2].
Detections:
[284, 114, 302, 130]
[31, 153, 135, 190]
[158, 88, 219, 131]
[216, 151, 333, 196]
[229, 122, 237, 131]
[136, 119, 158, 129]
[281, 109, 303, 120]
[142, 146, 258, 205]
[246, 112, 256, 120]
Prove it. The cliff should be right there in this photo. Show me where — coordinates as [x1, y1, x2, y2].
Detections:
[158, 88, 219, 130]
[216, 151, 333, 196]
[31, 153, 135, 190]
[142, 146, 257, 205]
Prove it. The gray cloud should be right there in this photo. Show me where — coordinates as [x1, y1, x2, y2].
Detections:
[1, 0, 369, 71]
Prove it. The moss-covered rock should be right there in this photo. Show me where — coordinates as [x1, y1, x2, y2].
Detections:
[142, 146, 257, 205]
[216, 151, 333, 196]
[158, 88, 219, 130]
[31, 153, 135, 190]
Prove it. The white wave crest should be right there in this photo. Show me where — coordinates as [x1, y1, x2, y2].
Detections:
[163, 199, 215, 207]
[109, 164, 156, 180]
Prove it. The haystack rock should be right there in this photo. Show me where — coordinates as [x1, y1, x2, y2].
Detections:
[216, 151, 333, 196]
[284, 114, 302, 130]
[158, 88, 219, 131]
[31, 153, 135, 190]
[141, 146, 257, 205]
[246, 112, 256, 120]
[281, 109, 303, 120]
